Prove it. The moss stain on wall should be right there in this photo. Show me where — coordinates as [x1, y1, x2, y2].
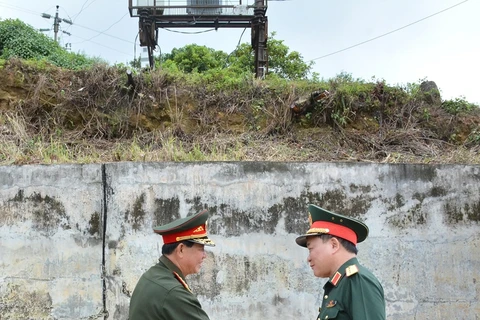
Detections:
[0, 283, 52, 319]
[153, 197, 181, 226]
[444, 201, 480, 224]
[124, 193, 146, 231]
[88, 211, 101, 236]
[4, 189, 69, 236]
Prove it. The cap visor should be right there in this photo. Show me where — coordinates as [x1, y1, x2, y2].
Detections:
[189, 237, 215, 247]
[295, 235, 308, 247]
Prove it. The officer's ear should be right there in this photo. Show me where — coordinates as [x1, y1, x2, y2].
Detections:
[330, 237, 341, 252]
[176, 242, 185, 256]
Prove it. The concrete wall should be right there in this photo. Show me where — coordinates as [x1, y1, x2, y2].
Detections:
[1, 162, 479, 319]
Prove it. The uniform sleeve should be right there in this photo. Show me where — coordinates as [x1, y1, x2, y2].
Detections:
[347, 274, 386, 320]
[163, 287, 211, 320]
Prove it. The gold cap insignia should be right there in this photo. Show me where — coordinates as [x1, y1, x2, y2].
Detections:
[193, 226, 204, 233]
[308, 212, 313, 227]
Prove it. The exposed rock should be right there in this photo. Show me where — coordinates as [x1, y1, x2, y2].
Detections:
[420, 81, 441, 105]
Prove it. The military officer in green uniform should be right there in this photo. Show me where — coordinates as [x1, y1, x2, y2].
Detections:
[129, 209, 215, 320]
[296, 204, 386, 320]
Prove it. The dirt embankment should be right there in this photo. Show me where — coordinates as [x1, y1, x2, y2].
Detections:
[0, 58, 479, 164]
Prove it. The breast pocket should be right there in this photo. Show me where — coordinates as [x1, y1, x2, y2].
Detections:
[318, 306, 340, 320]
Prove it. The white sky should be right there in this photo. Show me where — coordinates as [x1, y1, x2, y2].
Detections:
[0, 0, 479, 104]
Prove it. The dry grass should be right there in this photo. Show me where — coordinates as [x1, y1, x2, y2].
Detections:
[0, 59, 479, 165]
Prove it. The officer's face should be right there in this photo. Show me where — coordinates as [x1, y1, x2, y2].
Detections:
[183, 243, 207, 275]
[306, 236, 333, 278]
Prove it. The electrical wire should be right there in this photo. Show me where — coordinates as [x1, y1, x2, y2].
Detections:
[59, 6, 74, 33]
[0, 2, 134, 45]
[71, 22, 134, 44]
[221, 28, 247, 68]
[71, 0, 99, 22]
[163, 28, 216, 34]
[73, 13, 129, 44]
[70, 33, 132, 56]
[308, 0, 470, 62]
[0, 2, 41, 16]
[133, 31, 139, 62]
[236, 28, 247, 48]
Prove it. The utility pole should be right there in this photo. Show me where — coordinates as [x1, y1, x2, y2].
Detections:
[40, 5, 72, 42]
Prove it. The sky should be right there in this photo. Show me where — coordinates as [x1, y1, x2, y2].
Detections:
[0, 0, 479, 104]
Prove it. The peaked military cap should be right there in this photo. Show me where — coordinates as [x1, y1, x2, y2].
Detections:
[295, 204, 369, 247]
[154, 209, 215, 246]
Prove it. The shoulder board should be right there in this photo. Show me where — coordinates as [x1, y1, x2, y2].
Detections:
[345, 264, 359, 277]
[173, 271, 193, 293]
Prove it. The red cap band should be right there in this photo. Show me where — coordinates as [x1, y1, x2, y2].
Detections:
[161, 223, 207, 244]
[308, 221, 357, 245]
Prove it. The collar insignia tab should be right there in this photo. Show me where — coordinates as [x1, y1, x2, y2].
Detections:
[173, 271, 192, 293]
[331, 271, 342, 286]
[346, 264, 359, 277]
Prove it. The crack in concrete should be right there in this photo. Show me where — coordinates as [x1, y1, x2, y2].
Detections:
[101, 164, 109, 319]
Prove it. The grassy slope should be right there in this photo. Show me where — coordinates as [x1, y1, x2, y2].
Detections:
[0, 58, 479, 165]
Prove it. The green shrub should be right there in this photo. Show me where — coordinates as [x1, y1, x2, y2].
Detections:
[0, 19, 56, 60]
[0, 18, 98, 70]
[442, 97, 479, 115]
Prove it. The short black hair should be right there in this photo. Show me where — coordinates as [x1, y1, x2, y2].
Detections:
[162, 240, 194, 255]
[319, 234, 358, 254]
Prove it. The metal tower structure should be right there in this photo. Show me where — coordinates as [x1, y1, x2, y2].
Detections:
[128, 0, 268, 78]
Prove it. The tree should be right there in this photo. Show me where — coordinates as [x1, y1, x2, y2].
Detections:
[0, 18, 97, 69]
[0, 18, 56, 60]
[161, 44, 228, 73]
[229, 32, 313, 80]
[148, 33, 313, 79]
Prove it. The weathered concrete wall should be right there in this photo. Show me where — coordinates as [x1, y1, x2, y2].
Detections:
[1, 162, 479, 319]
[0, 165, 104, 319]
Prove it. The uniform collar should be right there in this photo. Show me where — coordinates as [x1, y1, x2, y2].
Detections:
[159, 255, 185, 280]
[325, 257, 359, 288]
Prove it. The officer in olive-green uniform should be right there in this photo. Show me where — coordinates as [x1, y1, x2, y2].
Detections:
[296, 204, 386, 320]
[129, 209, 215, 320]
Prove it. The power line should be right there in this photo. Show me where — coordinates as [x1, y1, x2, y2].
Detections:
[72, 21, 134, 44]
[0, 2, 39, 16]
[308, 0, 470, 62]
[163, 28, 216, 35]
[0, 2, 133, 59]
[0, 2, 134, 45]
[72, 0, 92, 22]
[73, 13, 129, 44]
[71, 0, 99, 22]
[70, 34, 132, 57]
[59, 6, 74, 32]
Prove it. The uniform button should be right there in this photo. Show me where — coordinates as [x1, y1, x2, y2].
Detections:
[325, 316, 329, 319]
[324, 295, 328, 299]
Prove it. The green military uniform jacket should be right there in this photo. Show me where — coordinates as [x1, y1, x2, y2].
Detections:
[317, 257, 385, 320]
[129, 255, 210, 320]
